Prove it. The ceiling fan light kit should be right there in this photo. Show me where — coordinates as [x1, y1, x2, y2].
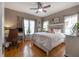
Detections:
[38, 8, 43, 12]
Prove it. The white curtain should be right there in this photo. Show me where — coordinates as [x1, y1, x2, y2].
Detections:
[64, 14, 78, 35]
[24, 20, 29, 35]
[43, 20, 49, 31]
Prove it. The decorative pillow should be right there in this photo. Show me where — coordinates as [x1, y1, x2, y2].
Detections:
[48, 28, 54, 33]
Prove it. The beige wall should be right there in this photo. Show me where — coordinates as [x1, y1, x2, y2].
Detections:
[5, 9, 17, 28]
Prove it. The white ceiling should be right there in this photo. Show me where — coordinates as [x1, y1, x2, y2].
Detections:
[5, 2, 79, 17]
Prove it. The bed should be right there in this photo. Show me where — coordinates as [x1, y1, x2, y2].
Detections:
[32, 32, 65, 56]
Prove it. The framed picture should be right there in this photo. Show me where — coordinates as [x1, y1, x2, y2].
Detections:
[49, 19, 54, 24]
[38, 21, 41, 27]
[54, 18, 60, 23]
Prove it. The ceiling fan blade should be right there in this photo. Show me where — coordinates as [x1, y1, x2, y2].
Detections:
[43, 10, 47, 13]
[43, 5, 51, 9]
[36, 11, 39, 13]
[30, 8, 38, 10]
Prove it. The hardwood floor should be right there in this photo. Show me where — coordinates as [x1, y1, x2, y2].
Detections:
[3, 40, 65, 57]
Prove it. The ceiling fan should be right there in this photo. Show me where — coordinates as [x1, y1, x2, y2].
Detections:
[30, 2, 51, 13]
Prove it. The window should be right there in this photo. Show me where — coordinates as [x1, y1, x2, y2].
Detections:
[24, 19, 35, 35]
[43, 20, 49, 31]
[30, 20, 35, 34]
[24, 20, 29, 35]
[64, 14, 78, 35]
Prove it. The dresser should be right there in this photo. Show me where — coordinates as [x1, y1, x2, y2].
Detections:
[65, 35, 79, 57]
